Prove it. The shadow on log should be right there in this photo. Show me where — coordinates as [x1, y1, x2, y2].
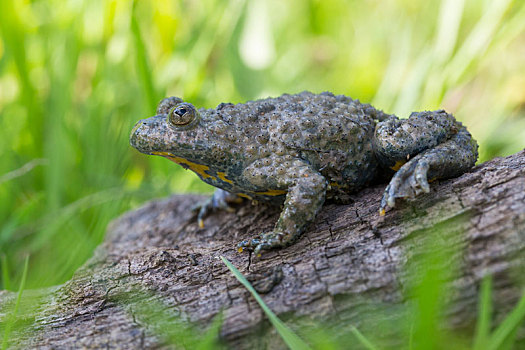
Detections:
[1, 150, 525, 348]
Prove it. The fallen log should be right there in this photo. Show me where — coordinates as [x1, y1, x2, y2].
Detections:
[1, 150, 524, 348]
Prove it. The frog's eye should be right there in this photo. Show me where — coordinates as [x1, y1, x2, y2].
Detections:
[168, 103, 199, 127]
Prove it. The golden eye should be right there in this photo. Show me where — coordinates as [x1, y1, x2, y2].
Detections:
[168, 103, 198, 127]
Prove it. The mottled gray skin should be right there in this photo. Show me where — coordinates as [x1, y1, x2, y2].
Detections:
[130, 91, 478, 254]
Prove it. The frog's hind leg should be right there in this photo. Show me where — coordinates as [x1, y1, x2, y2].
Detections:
[374, 110, 478, 213]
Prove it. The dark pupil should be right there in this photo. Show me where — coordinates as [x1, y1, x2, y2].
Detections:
[176, 108, 187, 116]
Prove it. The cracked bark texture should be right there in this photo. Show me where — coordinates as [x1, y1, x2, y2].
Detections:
[1, 150, 525, 349]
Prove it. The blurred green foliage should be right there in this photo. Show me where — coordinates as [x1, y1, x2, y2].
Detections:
[0, 0, 524, 291]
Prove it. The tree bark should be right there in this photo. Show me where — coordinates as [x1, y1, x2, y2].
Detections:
[2, 150, 525, 349]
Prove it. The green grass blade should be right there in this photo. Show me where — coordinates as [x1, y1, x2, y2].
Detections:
[220, 256, 312, 350]
[350, 326, 379, 350]
[408, 323, 414, 350]
[0, 159, 48, 185]
[131, 0, 158, 113]
[486, 290, 525, 350]
[0, 0, 41, 146]
[1, 255, 29, 350]
[0, 254, 10, 290]
[473, 276, 492, 350]
[445, 0, 513, 84]
[195, 312, 224, 350]
[434, 0, 465, 62]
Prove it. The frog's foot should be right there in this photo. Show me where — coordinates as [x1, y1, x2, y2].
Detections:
[380, 156, 430, 215]
[237, 231, 288, 256]
[192, 189, 243, 228]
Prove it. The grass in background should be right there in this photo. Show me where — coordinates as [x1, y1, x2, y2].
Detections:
[0, 0, 524, 315]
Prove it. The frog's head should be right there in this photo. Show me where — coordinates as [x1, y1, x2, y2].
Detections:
[130, 97, 217, 164]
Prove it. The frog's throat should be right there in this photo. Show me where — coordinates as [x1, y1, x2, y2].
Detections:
[151, 151, 216, 181]
[151, 151, 287, 197]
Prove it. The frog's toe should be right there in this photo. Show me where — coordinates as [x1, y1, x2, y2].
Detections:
[196, 204, 210, 228]
[380, 158, 430, 214]
[237, 238, 261, 254]
[237, 231, 286, 255]
[237, 238, 258, 249]
[191, 198, 214, 228]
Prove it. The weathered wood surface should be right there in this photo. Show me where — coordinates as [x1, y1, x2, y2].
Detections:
[1, 150, 525, 349]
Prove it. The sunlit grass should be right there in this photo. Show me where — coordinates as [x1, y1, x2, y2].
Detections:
[483, 287, 525, 350]
[473, 277, 493, 350]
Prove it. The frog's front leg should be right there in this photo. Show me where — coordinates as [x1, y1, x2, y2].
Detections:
[374, 110, 478, 214]
[238, 158, 327, 255]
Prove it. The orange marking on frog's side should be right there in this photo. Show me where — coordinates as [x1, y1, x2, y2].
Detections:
[254, 189, 287, 196]
[237, 193, 254, 200]
[217, 171, 233, 184]
[390, 160, 406, 171]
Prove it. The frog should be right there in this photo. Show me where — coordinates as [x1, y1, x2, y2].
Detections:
[130, 91, 478, 255]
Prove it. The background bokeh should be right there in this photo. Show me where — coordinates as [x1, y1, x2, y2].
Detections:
[1, 0, 524, 289]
